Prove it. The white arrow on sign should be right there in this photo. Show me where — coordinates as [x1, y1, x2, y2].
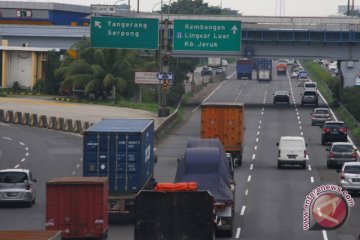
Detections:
[95, 21, 102, 29]
[231, 25, 238, 34]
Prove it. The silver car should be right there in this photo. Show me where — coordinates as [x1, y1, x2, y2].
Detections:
[326, 142, 357, 169]
[0, 169, 37, 207]
[339, 162, 360, 193]
[311, 108, 331, 125]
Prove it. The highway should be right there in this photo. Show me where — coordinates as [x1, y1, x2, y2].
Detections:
[0, 62, 359, 240]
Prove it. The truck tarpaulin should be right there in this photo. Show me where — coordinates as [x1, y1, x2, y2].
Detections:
[135, 190, 214, 240]
[175, 147, 233, 202]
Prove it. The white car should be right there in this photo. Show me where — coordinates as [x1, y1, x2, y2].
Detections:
[221, 59, 228, 67]
[339, 162, 360, 193]
[304, 82, 317, 92]
[277, 136, 308, 169]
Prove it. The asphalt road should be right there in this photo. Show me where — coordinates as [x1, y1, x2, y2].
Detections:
[0, 62, 358, 240]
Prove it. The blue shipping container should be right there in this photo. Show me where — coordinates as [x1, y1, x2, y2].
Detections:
[83, 119, 154, 194]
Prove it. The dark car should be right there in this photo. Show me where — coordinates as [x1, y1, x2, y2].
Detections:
[273, 91, 290, 104]
[201, 66, 214, 76]
[326, 142, 357, 169]
[301, 90, 318, 106]
[321, 121, 348, 145]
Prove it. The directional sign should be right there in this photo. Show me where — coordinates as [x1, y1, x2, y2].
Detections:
[91, 17, 159, 50]
[173, 20, 241, 53]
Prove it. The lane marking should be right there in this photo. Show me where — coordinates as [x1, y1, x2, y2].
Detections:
[192, 81, 225, 112]
[14, 164, 19, 168]
[297, 116, 300, 120]
[25, 152, 29, 157]
[252, 154, 256, 160]
[257, 131, 260, 135]
[258, 125, 261, 129]
[310, 177, 314, 183]
[0, 123, 10, 126]
[72, 171, 76, 175]
[245, 189, 248, 196]
[80, 158, 83, 162]
[308, 165, 312, 171]
[259, 120, 262, 124]
[256, 138, 259, 142]
[235, 228, 241, 238]
[25, 147, 29, 151]
[76, 164, 80, 168]
[254, 146, 258, 150]
[2, 137, 12, 141]
[299, 126, 302, 130]
[296, 112, 299, 115]
[322, 230, 328, 240]
[250, 164, 253, 170]
[240, 206, 246, 216]
[298, 121, 301, 125]
[301, 132, 304, 136]
[21, 158, 26, 162]
[247, 175, 252, 182]
[19, 142, 25, 146]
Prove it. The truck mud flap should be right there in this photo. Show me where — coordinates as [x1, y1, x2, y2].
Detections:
[135, 190, 215, 240]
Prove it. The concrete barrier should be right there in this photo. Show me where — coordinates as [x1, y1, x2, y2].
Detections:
[73, 120, 82, 133]
[65, 119, 74, 132]
[57, 117, 65, 131]
[14, 111, 22, 124]
[83, 121, 91, 131]
[38, 115, 48, 128]
[48, 116, 57, 129]
[22, 113, 31, 125]
[30, 114, 38, 126]
[5, 110, 14, 123]
[0, 109, 4, 122]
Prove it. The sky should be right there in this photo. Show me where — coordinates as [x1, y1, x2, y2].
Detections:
[11, 0, 347, 16]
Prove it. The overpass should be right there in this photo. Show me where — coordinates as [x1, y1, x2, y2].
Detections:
[1, 14, 360, 59]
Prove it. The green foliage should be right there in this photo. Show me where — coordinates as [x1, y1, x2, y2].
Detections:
[161, 0, 239, 15]
[342, 86, 360, 121]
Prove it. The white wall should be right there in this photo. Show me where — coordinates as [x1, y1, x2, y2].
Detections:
[8, 51, 32, 88]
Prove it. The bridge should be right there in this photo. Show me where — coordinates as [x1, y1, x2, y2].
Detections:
[1, 14, 360, 59]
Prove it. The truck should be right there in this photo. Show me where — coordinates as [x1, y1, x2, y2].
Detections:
[46, 177, 108, 240]
[276, 62, 288, 76]
[82, 119, 155, 217]
[254, 58, 272, 82]
[236, 59, 253, 79]
[135, 187, 215, 240]
[208, 57, 221, 68]
[175, 142, 235, 237]
[0, 231, 61, 240]
[201, 102, 245, 166]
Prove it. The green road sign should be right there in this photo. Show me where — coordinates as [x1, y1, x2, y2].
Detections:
[91, 17, 159, 50]
[173, 20, 241, 52]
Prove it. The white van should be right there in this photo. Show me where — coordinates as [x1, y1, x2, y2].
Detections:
[277, 136, 308, 169]
[304, 82, 317, 92]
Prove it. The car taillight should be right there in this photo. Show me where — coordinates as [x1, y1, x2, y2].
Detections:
[323, 128, 330, 133]
[214, 202, 226, 211]
[340, 172, 345, 180]
[339, 127, 348, 134]
[304, 150, 307, 158]
[329, 152, 335, 158]
[26, 184, 31, 190]
[352, 152, 357, 159]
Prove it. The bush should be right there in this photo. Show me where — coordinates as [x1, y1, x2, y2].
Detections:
[342, 86, 360, 121]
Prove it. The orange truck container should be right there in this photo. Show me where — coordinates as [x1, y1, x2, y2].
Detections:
[0, 231, 61, 240]
[201, 102, 245, 166]
[276, 63, 288, 76]
[46, 177, 108, 240]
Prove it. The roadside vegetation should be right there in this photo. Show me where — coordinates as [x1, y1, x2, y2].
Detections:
[302, 60, 360, 145]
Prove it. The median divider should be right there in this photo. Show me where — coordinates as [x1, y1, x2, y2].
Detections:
[74, 120, 82, 133]
[57, 117, 65, 131]
[5, 110, 14, 123]
[14, 111, 22, 124]
[65, 119, 74, 132]
[38, 115, 48, 128]
[30, 113, 38, 126]
[48, 116, 57, 129]
[22, 113, 31, 125]
[0, 109, 4, 122]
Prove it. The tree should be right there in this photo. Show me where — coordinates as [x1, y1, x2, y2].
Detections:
[160, 0, 239, 15]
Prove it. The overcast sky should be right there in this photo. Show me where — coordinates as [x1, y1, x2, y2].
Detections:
[13, 0, 347, 16]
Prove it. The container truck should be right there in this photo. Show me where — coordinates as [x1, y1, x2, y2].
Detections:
[46, 177, 108, 240]
[175, 145, 235, 237]
[276, 63, 288, 76]
[82, 119, 155, 217]
[255, 58, 272, 82]
[208, 57, 221, 68]
[236, 59, 253, 79]
[201, 102, 245, 166]
[0, 231, 61, 240]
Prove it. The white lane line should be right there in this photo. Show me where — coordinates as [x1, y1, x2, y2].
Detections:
[262, 107, 265, 111]
[308, 165, 312, 171]
[76, 164, 80, 168]
[72, 171, 76, 175]
[80, 158, 83, 162]
[322, 230, 328, 240]
[25, 152, 29, 156]
[299, 126, 302, 130]
[250, 164, 253, 170]
[298, 121, 301, 125]
[252, 154, 256, 160]
[2, 137, 12, 141]
[254, 146, 258, 150]
[245, 189, 248, 196]
[14, 164, 20, 168]
[301, 132, 304, 136]
[259, 120, 262, 124]
[296, 112, 299, 115]
[0, 123, 10, 126]
[19, 142, 25, 146]
[310, 177, 314, 183]
[257, 131, 260, 135]
[258, 125, 261, 129]
[21, 158, 26, 162]
[192, 81, 225, 112]
[240, 206, 246, 216]
[247, 175, 252, 182]
[25, 147, 29, 151]
[235, 228, 241, 238]
[256, 138, 259, 143]
[297, 116, 300, 120]
[295, 108, 298, 111]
